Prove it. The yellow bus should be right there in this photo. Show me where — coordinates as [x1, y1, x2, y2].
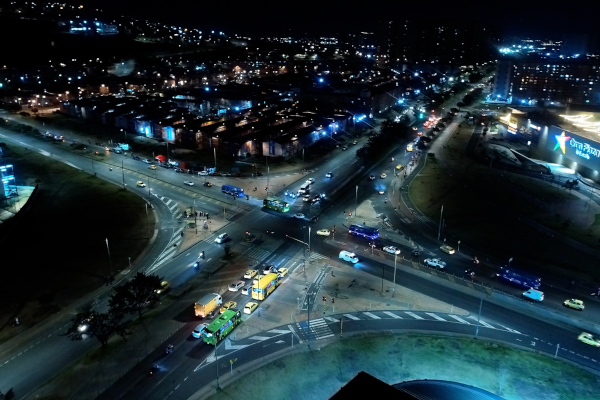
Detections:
[252, 273, 280, 301]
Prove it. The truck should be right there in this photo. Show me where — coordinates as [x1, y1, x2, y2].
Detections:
[194, 293, 222, 318]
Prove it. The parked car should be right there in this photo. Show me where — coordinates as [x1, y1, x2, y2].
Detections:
[132, 155, 140, 161]
[317, 229, 331, 236]
[142, 159, 152, 164]
[184, 181, 194, 186]
[203, 182, 213, 187]
[149, 165, 157, 170]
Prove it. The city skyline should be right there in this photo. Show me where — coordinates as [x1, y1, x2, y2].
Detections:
[75, 0, 592, 38]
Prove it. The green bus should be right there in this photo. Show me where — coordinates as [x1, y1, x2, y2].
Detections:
[263, 197, 290, 212]
[202, 309, 242, 345]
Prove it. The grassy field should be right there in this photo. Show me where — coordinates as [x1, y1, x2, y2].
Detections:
[0, 143, 155, 343]
[208, 334, 599, 400]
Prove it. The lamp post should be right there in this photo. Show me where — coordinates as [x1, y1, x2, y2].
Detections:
[437, 204, 444, 241]
[121, 159, 125, 188]
[355, 185, 358, 218]
[392, 251, 399, 297]
[105, 238, 112, 276]
[457, 240, 461, 252]
[286, 234, 309, 274]
[213, 147, 217, 171]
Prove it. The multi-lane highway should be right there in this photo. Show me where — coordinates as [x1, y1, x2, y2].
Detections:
[2, 97, 600, 399]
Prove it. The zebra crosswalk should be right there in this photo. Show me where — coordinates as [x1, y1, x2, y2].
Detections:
[290, 310, 521, 342]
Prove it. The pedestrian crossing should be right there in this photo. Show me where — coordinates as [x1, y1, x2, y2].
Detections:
[289, 310, 521, 342]
[308, 252, 329, 261]
[242, 247, 272, 261]
[145, 225, 184, 273]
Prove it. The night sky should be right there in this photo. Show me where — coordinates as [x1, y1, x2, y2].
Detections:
[76, 0, 592, 38]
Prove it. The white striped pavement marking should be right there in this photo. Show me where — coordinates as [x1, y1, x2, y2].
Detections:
[467, 316, 494, 328]
[383, 311, 402, 319]
[168, 203, 178, 211]
[287, 324, 303, 343]
[426, 312, 446, 321]
[363, 312, 381, 319]
[310, 319, 327, 327]
[248, 336, 271, 341]
[318, 334, 334, 340]
[165, 199, 172, 206]
[324, 316, 339, 323]
[268, 329, 290, 334]
[449, 315, 470, 324]
[405, 311, 424, 320]
[496, 324, 521, 334]
[343, 314, 360, 320]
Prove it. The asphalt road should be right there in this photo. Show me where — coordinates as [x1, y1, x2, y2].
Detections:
[3, 97, 600, 398]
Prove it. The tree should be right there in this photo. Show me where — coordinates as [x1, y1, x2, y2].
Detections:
[110, 272, 162, 318]
[457, 102, 465, 109]
[65, 307, 128, 347]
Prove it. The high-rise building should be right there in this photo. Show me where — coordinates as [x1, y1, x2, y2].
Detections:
[491, 55, 600, 106]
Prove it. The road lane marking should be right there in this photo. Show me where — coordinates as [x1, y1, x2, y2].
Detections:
[405, 311, 424, 320]
[426, 312, 446, 321]
[449, 315, 469, 324]
[363, 312, 381, 319]
[383, 311, 402, 319]
[343, 314, 360, 320]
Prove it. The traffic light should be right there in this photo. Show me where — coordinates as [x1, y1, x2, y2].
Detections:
[322, 296, 327, 302]
[332, 298, 335, 304]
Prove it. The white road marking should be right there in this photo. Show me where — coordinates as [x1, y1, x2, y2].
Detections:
[425, 312, 446, 321]
[405, 311, 424, 320]
[449, 315, 469, 324]
[343, 314, 360, 320]
[383, 311, 402, 319]
[363, 312, 381, 319]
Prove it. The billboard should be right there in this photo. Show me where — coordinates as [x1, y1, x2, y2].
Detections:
[546, 126, 600, 171]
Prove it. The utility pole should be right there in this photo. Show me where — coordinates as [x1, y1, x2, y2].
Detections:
[105, 238, 112, 276]
[392, 252, 399, 297]
[355, 185, 358, 218]
[437, 204, 444, 241]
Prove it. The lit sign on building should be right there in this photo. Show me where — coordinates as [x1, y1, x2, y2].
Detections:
[547, 126, 600, 171]
[500, 113, 518, 134]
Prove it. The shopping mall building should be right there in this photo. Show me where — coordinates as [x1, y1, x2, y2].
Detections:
[497, 109, 600, 184]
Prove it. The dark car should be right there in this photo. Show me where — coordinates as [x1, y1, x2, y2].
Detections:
[310, 216, 318, 222]
[411, 249, 421, 257]
[203, 182, 213, 187]
[132, 155, 140, 161]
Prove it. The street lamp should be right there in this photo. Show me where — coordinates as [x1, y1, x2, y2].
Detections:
[121, 159, 125, 188]
[392, 251, 399, 297]
[355, 185, 358, 218]
[105, 238, 112, 277]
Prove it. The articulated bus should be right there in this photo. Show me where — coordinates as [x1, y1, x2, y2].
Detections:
[496, 266, 541, 289]
[263, 197, 290, 212]
[221, 184, 245, 197]
[252, 273, 280, 301]
[202, 309, 242, 345]
[348, 224, 379, 240]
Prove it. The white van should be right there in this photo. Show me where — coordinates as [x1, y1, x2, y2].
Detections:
[339, 251, 359, 264]
[523, 288, 544, 302]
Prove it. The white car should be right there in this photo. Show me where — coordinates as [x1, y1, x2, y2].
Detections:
[440, 245, 455, 255]
[214, 233, 229, 243]
[378, 189, 385, 195]
[383, 246, 401, 255]
[307, 178, 315, 184]
[317, 229, 331, 236]
[302, 195, 312, 202]
[142, 159, 152, 164]
[228, 280, 245, 292]
[198, 171, 209, 176]
[184, 181, 194, 186]
[424, 258, 446, 269]
[380, 173, 387, 179]
[294, 213, 305, 219]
